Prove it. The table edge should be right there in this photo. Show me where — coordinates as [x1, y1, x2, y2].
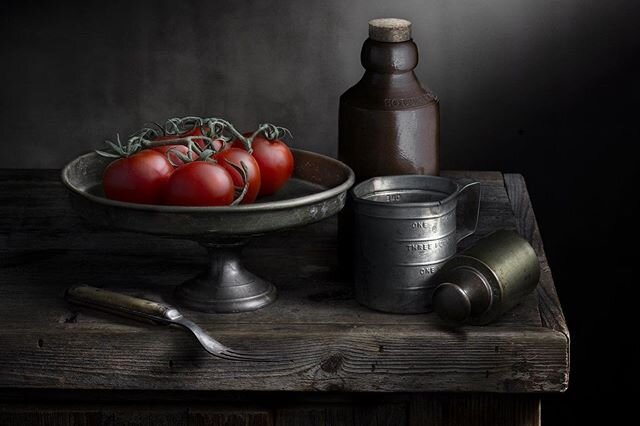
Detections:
[503, 173, 570, 391]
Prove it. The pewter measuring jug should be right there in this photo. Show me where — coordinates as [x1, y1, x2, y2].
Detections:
[351, 175, 481, 313]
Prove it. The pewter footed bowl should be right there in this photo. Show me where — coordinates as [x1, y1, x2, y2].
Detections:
[62, 149, 354, 313]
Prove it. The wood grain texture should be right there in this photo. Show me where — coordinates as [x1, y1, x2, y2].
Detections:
[0, 407, 272, 426]
[409, 394, 540, 426]
[504, 174, 570, 392]
[275, 408, 326, 426]
[0, 325, 567, 392]
[0, 394, 539, 426]
[0, 170, 569, 393]
[0, 411, 100, 426]
[189, 410, 272, 426]
[503, 173, 570, 338]
[354, 402, 407, 426]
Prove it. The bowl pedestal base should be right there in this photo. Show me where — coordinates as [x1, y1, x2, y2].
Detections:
[174, 241, 277, 313]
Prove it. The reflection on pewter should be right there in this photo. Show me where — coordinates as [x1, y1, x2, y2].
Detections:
[351, 175, 481, 313]
[432, 230, 541, 325]
[61, 149, 355, 314]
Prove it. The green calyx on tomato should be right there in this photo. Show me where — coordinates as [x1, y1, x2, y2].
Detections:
[95, 133, 142, 159]
[231, 124, 294, 197]
[96, 116, 294, 206]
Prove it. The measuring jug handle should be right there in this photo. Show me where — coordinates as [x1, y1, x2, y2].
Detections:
[455, 180, 482, 243]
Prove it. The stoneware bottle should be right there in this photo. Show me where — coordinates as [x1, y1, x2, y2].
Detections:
[338, 18, 440, 181]
[338, 18, 440, 272]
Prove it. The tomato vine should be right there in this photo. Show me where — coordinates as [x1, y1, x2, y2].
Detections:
[96, 116, 293, 206]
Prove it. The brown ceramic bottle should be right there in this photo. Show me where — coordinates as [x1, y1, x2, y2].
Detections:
[338, 18, 440, 181]
[338, 19, 440, 272]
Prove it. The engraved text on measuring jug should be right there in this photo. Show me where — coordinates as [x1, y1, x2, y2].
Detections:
[406, 238, 452, 252]
[410, 212, 454, 228]
[419, 266, 437, 275]
[409, 211, 454, 235]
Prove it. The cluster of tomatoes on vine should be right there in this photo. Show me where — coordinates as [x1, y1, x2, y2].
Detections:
[97, 117, 294, 206]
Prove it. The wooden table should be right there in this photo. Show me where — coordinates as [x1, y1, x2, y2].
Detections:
[0, 170, 569, 425]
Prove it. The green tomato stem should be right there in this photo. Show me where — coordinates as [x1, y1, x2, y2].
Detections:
[141, 136, 211, 149]
[247, 123, 271, 144]
[205, 118, 253, 154]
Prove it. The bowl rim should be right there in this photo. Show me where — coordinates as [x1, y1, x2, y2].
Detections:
[61, 149, 355, 213]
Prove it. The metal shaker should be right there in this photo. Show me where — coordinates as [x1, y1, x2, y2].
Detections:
[432, 230, 540, 325]
[351, 175, 481, 313]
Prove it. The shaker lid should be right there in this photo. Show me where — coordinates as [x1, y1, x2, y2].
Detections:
[368, 18, 412, 42]
[432, 267, 493, 324]
[433, 283, 472, 323]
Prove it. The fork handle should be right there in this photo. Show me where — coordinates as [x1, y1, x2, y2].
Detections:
[65, 285, 179, 324]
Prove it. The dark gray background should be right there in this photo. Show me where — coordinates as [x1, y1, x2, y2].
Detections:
[1, 1, 638, 424]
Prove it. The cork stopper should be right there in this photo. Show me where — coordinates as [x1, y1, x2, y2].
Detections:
[368, 18, 412, 42]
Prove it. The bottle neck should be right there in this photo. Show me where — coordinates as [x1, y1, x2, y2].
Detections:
[360, 38, 418, 74]
[359, 38, 424, 92]
[360, 70, 422, 90]
[340, 37, 436, 110]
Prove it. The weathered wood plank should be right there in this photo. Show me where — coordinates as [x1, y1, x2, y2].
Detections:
[0, 243, 540, 330]
[409, 394, 540, 426]
[0, 324, 568, 392]
[0, 169, 535, 330]
[0, 407, 272, 426]
[0, 411, 101, 426]
[324, 406, 354, 426]
[189, 410, 272, 426]
[354, 402, 407, 426]
[503, 173, 569, 339]
[0, 394, 540, 426]
[275, 407, 326, 426]
[503, 174, 569, 392]
[443, 170, 505, 185]
[101, 410, 187, 426]
[0, 170, 568, 393]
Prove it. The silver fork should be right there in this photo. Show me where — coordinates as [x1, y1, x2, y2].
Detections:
[65, 285, 273, 362]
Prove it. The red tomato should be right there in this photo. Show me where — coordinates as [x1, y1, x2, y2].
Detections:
[152, 144, 197, 166]
[233, 134, 294, 196]
[102, 150, 173, 204]
[163, 161, 234, 206]
[214, 148, 261, 204]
